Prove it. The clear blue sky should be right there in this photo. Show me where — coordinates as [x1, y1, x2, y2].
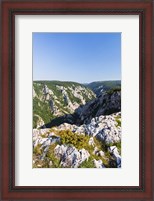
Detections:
[33, 33, 121, 83]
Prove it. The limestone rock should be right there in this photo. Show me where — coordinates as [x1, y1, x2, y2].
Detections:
[93, 159, 105, 168]
[88, 137, 95, 147]
[109, 146, 121, 168]
[54, 145, 90, 168]
[57, 112, 121, 145]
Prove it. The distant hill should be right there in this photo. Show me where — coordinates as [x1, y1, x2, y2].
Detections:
[85, 80, 121, 96]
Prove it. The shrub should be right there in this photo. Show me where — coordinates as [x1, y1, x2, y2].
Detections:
[107, 141, 121, 155]
[33, 157, 49, 168]
[46, 144, 61, 168]
[79, 157, 95, 168]
[114, 141, 121, 154]
[33, 144, 42, 155]
[106, 87, 121, 96]
[56, 129, 90, 150]
[33, 128, 119, 168]
[56, 129, 113, 167]
[115, 117, 121, 127]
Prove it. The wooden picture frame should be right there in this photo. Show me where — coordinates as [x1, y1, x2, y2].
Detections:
[1, 0, 153, 200]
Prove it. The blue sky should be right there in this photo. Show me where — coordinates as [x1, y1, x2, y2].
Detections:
[33, 33, 121, 83]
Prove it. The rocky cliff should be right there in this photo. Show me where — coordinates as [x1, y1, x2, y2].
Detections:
[33, 80, 121, 168]
[75, 88, 121, 124]
[33, 112, 121, 168]
[33, 81, 95, 128]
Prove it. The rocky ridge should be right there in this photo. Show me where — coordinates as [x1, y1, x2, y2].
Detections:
[33, 112, 121, 168]
[57, 112, 121, 144]
[33, 81, 95, 128]
[86, 80, 121, 97]
[33, 80, 121, 168]
[75, 88, 121, 124]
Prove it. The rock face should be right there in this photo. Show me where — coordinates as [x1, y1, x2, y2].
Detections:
[75, 90, 121, 124]
[33, 81, 121, 129]
[33, 81, 95, 128]
[54, 145, 90, 168]
[33, 128, 60, 148]
[57, 112, 121, 145]
[93, 159, 105, 168]
[33, 112, 121, 168]
[109, 146, 121, 168]
[33, 88, 37, 98]
[33, 80, 121, 168]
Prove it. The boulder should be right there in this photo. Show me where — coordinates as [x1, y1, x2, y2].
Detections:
[93, 147, 99, 155]
[98, 150, 105, 157]
[54, 145, 90, 168]
[109, 146, 121, 168]
[88, 137, 95, 147]
[93, 159, 105, 168]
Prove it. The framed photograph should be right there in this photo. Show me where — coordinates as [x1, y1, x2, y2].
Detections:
[1, 0, 153, 200]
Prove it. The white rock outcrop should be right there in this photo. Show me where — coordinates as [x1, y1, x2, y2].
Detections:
[57, 112, 121, 144]
[93, 159, 105, 168]
[109, 146, 121, 168]
[54, 145, 90, 168]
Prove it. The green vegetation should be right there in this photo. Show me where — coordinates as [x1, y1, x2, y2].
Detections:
[33, 115, 39, 128]
[79, 156, 95, 168]
[107, 141, 121, 155]
[115, 116, 121, 127]
[33, 144, 42, 155]
[33, 82, 43, 96]
[34, 81, 94, 105]
[33, 128, 121, 168]
[87, 80, 121, 91]
[33, 97, 54, 128]
[86, 80, 121, 96]
[55, 129, 111, 167]
[114, 141, 121, 154]
[46, 144, 61, 168]
[33, 80, 121, 168]
[33, 81, 95, 128]
[33, 158, 49, 168]
[106, 87, 121, 96]
[57, 129, 90, 150]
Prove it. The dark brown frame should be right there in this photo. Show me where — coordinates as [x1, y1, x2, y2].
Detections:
[1, 0, 153, 200]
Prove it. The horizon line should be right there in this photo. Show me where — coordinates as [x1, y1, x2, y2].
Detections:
[33, 79, 121, 84]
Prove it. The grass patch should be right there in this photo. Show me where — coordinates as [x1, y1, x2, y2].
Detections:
[56, 129, 90, 150]
[46, 144, 61, 168]
[115, 116, 121, 127]
[79, 157, 95, 168]
[33, 128, 118, 168]
[55, 129, 113, 167]
[33, 144, 42, 155]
